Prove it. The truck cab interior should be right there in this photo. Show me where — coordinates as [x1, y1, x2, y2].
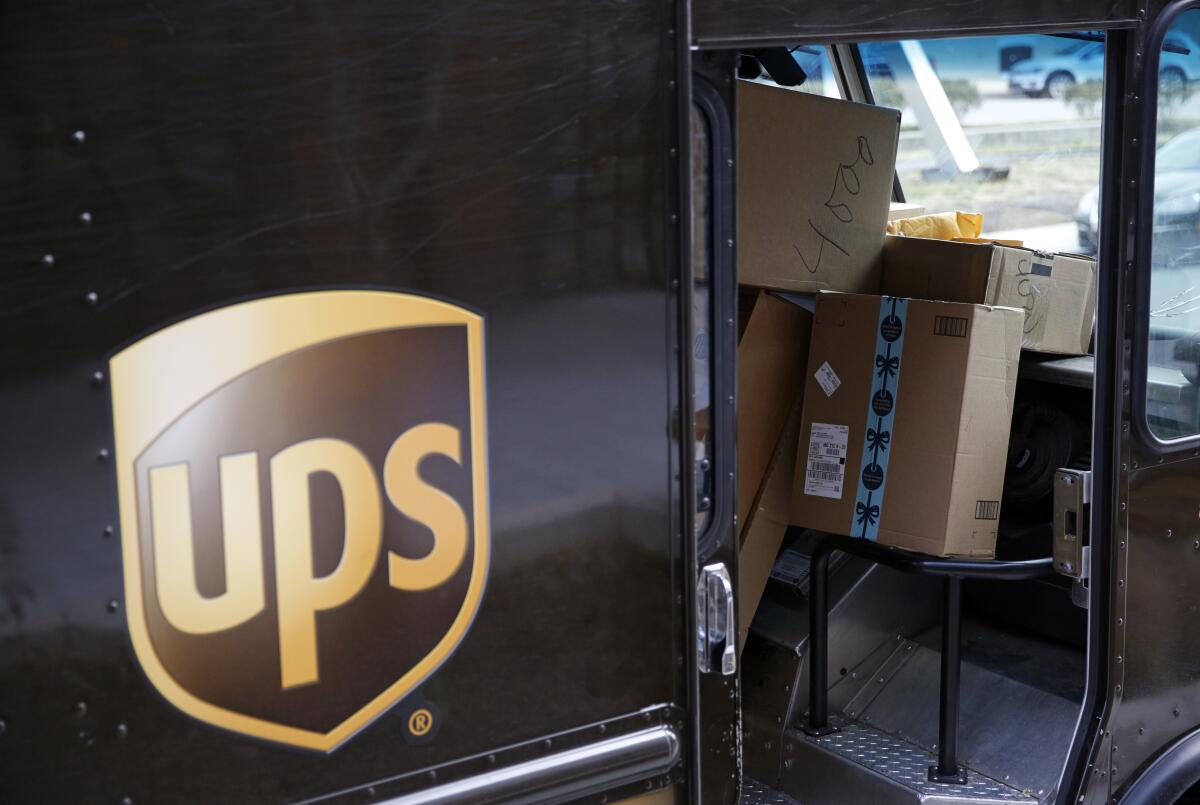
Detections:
[689, 20, 1200, 803]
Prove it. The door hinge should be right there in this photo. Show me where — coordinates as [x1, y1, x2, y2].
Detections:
[1053, 468, 1091, 580]
[698, 562, 736, 675]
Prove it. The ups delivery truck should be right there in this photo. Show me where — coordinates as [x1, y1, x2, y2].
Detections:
[5, 1, 1200, 804]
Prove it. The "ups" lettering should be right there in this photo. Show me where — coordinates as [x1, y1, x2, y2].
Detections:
[147, 423, 467, 690]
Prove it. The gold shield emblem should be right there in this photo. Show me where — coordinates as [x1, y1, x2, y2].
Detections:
[110, 290, 489, 752]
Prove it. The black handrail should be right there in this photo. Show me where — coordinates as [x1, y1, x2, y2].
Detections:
[805, 533, 1055, 783]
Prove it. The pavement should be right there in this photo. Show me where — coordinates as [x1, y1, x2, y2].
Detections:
[988, 221, 1083, 253]
[962, 94, 1097, 126]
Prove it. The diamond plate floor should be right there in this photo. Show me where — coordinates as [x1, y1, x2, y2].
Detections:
[741, 778, 803, 805]
[799, 719, 1037, 803]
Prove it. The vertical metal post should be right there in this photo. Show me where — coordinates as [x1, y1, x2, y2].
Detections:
[929, 575, 967, 784]
[806, 545, 833, 734]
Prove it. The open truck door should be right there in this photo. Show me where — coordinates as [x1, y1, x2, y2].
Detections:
[1098, 5, 1200, 802]
[0, 2, 739, 803]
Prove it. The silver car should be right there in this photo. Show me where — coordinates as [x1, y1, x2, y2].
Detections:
[1011, 33, 1199, 98]
[1076, 127, 1200, 265]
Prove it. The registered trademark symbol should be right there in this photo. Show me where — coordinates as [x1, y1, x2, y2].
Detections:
[408, 708, 434, 737]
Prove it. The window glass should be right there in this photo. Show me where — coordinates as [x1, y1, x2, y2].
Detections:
[1146, 9, 1200, 440]
[745, 46, 842, 98]
[691, 103, 714, 534]
[787, 46, 842, 98]
[862, 34, 1105, 254]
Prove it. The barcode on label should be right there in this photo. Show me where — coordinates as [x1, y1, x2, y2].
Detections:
[975, 500, 1000, 520]
[934, 315, 968, 337]
[804, 422, 849, 499]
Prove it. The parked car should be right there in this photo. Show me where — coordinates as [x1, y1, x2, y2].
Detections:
[1010, 34, 1200, 98]
[1077, 126, 1200, 264]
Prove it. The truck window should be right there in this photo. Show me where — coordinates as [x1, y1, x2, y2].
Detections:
[1146, 9, 1200, 440]
[860, 34, 1105, 255]
[691, 82, 733, 554]
[741, 46, 842, 99]
[786, 46, 841, 98]
[692, 100, 715, 536]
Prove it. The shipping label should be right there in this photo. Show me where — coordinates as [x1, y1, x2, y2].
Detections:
[814, 361, 841, 397]
[804, 422, 849, 499]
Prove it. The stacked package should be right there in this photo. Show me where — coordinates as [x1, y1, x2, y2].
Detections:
[732, 81, 1098, 644]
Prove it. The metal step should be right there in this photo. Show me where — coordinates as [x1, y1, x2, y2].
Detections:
[781, 718, 1037, 805]
[741, 778, 804, 805]
[850, 627, 1081, 799]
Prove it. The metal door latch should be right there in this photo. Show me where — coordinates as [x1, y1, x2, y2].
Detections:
[1053, 468, 1091, 580]
[698, 562, 736, 675]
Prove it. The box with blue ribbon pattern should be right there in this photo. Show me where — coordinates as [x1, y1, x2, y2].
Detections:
[790, 291, 1024, 558]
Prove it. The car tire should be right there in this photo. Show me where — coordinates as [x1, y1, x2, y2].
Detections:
[1044, 71, 1076, 99]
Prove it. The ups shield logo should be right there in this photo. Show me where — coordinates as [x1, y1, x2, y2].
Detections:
[109, 291, 489, 752]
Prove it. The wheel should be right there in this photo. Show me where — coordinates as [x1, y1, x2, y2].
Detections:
[1162, 66, 1187, 98]
[1003, 398, 1087, 516]
[1044, 71, 1076, 99]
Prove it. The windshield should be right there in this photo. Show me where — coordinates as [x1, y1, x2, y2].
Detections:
[861, 34, 1103, 253]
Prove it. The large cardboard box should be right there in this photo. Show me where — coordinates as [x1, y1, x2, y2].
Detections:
[737, 82, 901, 294]
[791, 292, 1022, 557]
[738, 400, 803, 653]
[880, 235, 1097, 355]
[737, 291, 812, 534]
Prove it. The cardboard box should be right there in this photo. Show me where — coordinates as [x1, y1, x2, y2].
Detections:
[737, 82, 901, 294]
[791, 292, 1022, 557]
[992, 246, 1097, 355]
[881, 235, 998, 306]
[737, 291, 813, 534]
[880, 235, 1097, 355]
[738, 400, 803, 653]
